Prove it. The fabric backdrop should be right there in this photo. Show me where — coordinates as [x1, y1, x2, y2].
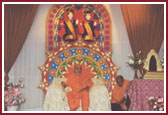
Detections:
[121, 4, 164, 59]
[4, 4, 39, 82]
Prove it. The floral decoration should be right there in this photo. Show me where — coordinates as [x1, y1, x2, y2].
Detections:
[4, 78, 25, 109]
[126, 51, 143, 70]
[148, 96, 164, 111]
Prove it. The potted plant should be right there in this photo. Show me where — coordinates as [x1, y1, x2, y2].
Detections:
[4, 78, 26, 111]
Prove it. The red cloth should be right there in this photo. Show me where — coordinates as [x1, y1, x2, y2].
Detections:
[127, 79, 164, 111]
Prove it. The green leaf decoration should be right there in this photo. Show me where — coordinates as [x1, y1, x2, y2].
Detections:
[71, 56, 77, 61]
[82, 57, 88, 62]
[92, 62, 97, 67]
[57, 70, 62, 77]
[96, 70, 102, 77]
[62, 61, 67, 66]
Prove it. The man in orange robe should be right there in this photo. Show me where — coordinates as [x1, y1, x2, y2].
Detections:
[111, 75, 130, 111]
[62, 63, 94, 111]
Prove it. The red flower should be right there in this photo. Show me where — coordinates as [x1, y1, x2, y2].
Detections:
[65, 51, 71, 57]
[50, 69, 56, 76]
[103, 69, 108, 75]
[104, 80, 109, 86]
[89, 52, 95, 57]
[98, 59, 104, 65]
[77, 49, 83, 54]
[55, 58, 61, 64]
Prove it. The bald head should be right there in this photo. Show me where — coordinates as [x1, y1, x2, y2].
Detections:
[74, 64, 82, 75]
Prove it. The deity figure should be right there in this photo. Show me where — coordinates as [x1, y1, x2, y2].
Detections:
[63, 8, 79, 42]
[82, 9, 97, 42]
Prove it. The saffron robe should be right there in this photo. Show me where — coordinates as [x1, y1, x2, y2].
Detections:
[64, 64, 94, 111]
[111, 80, 130, 110]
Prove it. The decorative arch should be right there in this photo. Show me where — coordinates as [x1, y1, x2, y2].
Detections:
[46, 4, 112, 52]
[39, 4, 117, 96]
[39, 47, 117, 94]
[143, 49, 163, 71]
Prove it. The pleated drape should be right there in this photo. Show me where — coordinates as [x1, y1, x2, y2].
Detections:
[121, 4, 164, 59]
[4, 4, 39, 82]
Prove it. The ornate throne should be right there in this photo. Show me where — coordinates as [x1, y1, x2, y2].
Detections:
[38, 4, 118, 110]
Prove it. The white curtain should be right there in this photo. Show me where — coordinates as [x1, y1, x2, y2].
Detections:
[158, 41, 164, 59]
[9, 4, 53, 110]
[109, 4, 134, 80]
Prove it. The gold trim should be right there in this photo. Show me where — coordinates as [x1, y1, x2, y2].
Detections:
[84, 21, 94, 41]
[65, 20, 76, 39]
[143, 49, 163, 71]
[143, 72, 164, 80]
[65, 35, 74, 40]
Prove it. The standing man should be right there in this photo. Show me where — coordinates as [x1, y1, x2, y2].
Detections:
[62, 64, 94, 111]
[111, 75, 130, 111]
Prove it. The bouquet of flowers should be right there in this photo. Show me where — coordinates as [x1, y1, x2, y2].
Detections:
[126, 51, 143, 69]
[126, 51, 143, 79]
[148, 96, 164, 111]
[4, 78, 26, 108]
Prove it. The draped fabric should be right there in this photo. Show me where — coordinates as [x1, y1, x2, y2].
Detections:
[121, 4, 164, 59]
[127, 79, 164, 111]
[4, 4, 39, 82]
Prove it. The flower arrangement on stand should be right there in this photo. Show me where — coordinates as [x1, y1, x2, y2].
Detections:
[148, 96, 164, 111]
[4, 78, 26, 111]
[126, 51, 143, 79]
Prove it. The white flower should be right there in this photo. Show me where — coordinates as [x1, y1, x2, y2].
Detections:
[159, 107, 163, 111]
[65, 87, 72, 93]
[128, 59, 134, 64]
[160, 98, 164, 102]
[153, 105, 157, 109]
[154, 102, 157, 105]
[19, 78, 24, 82]
[128, 54, 131, 57]
[20, 84, 24, 88]
[21, 98, 25, 103]
[158, 98, 164, 103]
[149, 96, 154, 100]
[18, 99, 22, 104]
[138, 60, 142, 65]
[139, 50, 141, 54]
